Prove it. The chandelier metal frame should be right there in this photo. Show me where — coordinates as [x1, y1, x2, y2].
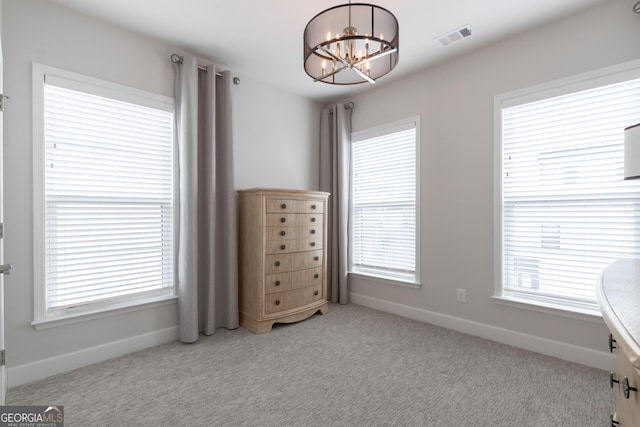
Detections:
[303, 2, 399, 85]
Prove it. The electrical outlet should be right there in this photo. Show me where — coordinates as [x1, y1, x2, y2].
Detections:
[456, 288, 466, 303]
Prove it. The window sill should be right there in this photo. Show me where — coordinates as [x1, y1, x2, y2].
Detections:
[349, 271, 422, 289]
[492, 294, 603, 324]
[32, 293, 178, 331]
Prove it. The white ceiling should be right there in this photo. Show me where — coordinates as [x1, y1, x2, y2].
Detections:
[45, 0, 611, 104]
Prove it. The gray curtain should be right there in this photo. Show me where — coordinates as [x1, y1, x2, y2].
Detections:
[319, 103, 353, 305]
[174, 54, 239, 343]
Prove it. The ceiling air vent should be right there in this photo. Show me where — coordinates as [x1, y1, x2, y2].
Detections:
[435, 25, 473, 47]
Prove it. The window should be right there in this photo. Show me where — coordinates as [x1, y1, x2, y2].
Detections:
[33, 64, 176, 326]
[495, 61, 640, 315]
[350, 117, 420, 284]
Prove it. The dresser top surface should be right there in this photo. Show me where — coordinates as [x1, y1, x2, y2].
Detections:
[598, 259, 640, 366]
[238, 188, 330, 198]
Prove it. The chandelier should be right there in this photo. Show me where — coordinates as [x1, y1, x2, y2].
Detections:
[303, 2, 399, 85]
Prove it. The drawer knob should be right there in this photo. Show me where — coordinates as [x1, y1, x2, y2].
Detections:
[280, 230, 286, 236]
[280, 244, 286, 250]
[623, 376, 638, 399]
[314, 290, 319, 296]
[275, 299, 281, 306]
[275, 261, 281, 267]
[310, 242, 316, 247]
[609, 333, 617, 353]
[610, 372, 619, 389]
[311, 217, 316, 223]
[281, 203, 287, 209]
[311, 204, 317, 209]
[280, 217, 286, 223]
[314, 256, 319, 261]
[275, 280, 281, 286]
[310, 229, 316, 234]
[314, 273, 319, 279]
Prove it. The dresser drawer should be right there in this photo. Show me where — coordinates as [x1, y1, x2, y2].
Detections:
[266, 213, 322, 227]
[264, 284, 324, 314]
[266, 199, 324, 214]
[265, 267, 323, 294]
[266, 237, 323, 254]
[614, 349, 640, 425]
[265, 250, 324, 274]
[266, 225, 323, 241]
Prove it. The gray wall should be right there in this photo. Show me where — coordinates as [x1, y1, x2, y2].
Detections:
[2, 0, 321, 384]
[347, 0, 640, 361]
[3, 0, 640, 385]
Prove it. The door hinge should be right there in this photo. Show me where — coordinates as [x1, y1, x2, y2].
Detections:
[0, 350, 5, 367]
[0, 94, 8, 112]
[0, 223, 3, 239]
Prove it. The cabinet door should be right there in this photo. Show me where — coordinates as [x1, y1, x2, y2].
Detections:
[615, 349, 640, 426]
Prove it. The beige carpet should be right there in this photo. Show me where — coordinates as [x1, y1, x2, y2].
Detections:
[8, 303, 612, 426]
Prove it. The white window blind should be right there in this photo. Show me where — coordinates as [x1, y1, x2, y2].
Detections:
[351, 121, 418, 282]
[39, 71, 175, 318]
[500, 74, 640, 312]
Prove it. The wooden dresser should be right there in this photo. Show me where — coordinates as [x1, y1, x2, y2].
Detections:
[597, 259, 640, 426]
[238, 188, 330, 334]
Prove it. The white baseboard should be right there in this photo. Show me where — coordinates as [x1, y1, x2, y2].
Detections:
[7, 326, 179, 388]
[349, 292, 614, 371]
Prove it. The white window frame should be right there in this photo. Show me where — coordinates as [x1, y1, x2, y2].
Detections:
[493, 59, 640, 322]
[32, 63, 177, 329]
[349, 116, 421, 287]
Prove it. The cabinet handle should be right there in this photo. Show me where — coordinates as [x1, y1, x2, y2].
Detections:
[311, 217, 316, 223]
[311, 204, 317, 209]
[280, 244, 286, 250]
[280, 230, 286, 236]
[609, 333, 617, 353]
[275, 261, 281, 267]
[281, 203, 287, 209]
[310, 229, 316, 234]
[275, 299, 281, 306]
[314, 256, 319, 261]
[314, 290, 319, 296]
[310, 242, 316, 247]
[610, 414, 620, 426]
[280, 217, 286, 223]
[623, 376, 638, 399]
[275, 280, 281, 286]
[0, 264, 11, 275]
[314, 273, 319, 279]
[610, 372, 620, 389]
